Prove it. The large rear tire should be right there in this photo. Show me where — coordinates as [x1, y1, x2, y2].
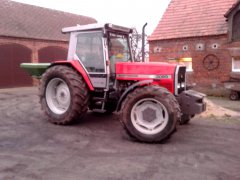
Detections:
[120, 86, 180, 143]
[229, 91, 239, 101]
[40, 65, 89, 125]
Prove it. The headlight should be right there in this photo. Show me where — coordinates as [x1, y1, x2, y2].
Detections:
[177, 83, 181, 88]
[177, 83, 185, 88]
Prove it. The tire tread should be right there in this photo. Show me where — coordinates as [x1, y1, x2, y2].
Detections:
[39, 65, 89, 125]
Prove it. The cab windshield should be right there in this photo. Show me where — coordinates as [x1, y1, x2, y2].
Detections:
[109, 33, 132, 61]
[108, 33, 132, 73]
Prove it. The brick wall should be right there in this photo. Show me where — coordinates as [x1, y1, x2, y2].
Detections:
[0, 36, 68, 87]
[0, 36, 68, 63]
[149, 35, 240, 96]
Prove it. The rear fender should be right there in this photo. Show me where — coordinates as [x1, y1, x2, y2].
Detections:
[116, 80, 153, 112]
[50, 60, 94, 91]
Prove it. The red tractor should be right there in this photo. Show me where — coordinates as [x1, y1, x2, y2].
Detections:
[21, 23, 206, 143]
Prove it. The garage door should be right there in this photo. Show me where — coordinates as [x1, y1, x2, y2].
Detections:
[39, 46, 67, 62]
[0, 44, 32, 88]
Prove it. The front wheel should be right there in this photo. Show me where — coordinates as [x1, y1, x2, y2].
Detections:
[120, 86, 180, 143]
[40, 65, 89, 125]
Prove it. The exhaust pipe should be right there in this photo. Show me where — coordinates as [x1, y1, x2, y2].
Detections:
[142, 23, 147, 62]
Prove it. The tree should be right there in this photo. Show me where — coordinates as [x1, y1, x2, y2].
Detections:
[130, 28, 149, 62]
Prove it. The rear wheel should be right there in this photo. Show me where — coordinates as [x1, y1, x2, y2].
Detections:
[40, 65, 89, 125]
[229, 91, 239, 101]
[120, 86, 180, 143]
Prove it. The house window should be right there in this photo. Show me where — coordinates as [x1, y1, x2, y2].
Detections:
[232, 57, 240, 72]
[179, 58, 193, 72]
[168, 57, 193, 72]
[233, 11, 240, 41]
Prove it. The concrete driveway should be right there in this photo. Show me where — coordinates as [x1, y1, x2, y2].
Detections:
[0, 87, 240, 180]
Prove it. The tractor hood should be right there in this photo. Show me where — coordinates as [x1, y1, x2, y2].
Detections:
[115, 62, 177, 81]
[115, 62, 183, 94]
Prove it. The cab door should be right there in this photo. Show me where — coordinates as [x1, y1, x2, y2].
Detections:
[70, 31, 108, 89]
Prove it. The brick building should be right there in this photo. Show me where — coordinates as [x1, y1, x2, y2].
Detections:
[0, 0, 96, 88]
[149, 0, 240, 96]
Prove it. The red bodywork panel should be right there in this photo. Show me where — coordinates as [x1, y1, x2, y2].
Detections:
[51, 60, 94, 91]
[116, 62, 177, 93]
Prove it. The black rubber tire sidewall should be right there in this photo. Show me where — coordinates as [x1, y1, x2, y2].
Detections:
[120, 86, 180, 143]
[40, 65, 89, 125]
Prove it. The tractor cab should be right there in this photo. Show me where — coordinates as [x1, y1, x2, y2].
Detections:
[62, 23, 133, 89]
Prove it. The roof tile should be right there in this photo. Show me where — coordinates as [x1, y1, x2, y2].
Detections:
[149, 0, 237, 41]
[0, 0, 97, 41]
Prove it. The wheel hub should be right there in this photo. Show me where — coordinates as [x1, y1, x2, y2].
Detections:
[46, 78, 71, 115]
[142, 107, 157, 123]
[56, 84, 70, 106]
[131, 98, 169, 135]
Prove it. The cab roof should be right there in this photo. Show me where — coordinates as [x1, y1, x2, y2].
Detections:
[62, 23, 133, 34]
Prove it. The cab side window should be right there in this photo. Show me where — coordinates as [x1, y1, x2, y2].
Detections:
[75, 32, 105, 73]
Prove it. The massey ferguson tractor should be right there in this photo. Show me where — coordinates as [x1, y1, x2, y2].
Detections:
[21, 23, 206, 143]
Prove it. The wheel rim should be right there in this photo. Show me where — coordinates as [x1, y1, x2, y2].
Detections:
[46, 78, 71, 115]
[130, 98, 169, 135]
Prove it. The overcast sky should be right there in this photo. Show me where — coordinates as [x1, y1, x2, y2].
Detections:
[12, 0, 171, 35]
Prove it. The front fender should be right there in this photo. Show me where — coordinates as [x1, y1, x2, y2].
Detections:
[116, 80, 153, 112]
[51, 60, 94, 91]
